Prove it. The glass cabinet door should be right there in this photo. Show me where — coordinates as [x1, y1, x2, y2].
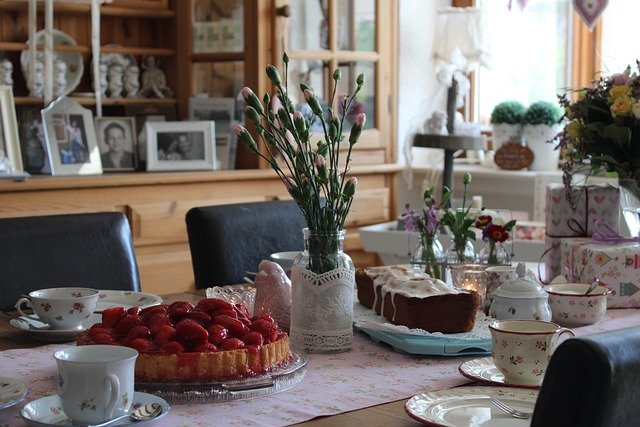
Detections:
[283, 0, 390, 156]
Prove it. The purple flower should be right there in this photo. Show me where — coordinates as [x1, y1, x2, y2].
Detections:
[424, 206, 438, 233]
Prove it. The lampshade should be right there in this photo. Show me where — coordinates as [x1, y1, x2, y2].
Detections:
[434, 7, 492, 73]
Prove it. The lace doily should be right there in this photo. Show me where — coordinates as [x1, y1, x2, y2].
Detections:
[353, 302, 492, 341]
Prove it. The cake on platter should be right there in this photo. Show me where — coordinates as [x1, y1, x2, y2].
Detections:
[356, 266, 481, 333]
[76, 298, 292, 382]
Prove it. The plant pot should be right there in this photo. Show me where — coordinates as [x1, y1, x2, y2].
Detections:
[491, 123, 523, 151]
[523, 123, 562, 171]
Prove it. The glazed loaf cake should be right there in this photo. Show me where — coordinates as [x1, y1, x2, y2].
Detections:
[356, 266, 480, 333]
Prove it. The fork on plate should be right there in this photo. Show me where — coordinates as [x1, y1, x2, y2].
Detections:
[490, 396, 533, 419]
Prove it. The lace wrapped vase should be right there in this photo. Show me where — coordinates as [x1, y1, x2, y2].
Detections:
[289, 229, 354, 353]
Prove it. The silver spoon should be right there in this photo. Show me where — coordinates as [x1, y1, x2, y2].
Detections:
[83, 403, 162, 427]
[585, 279, 600, 295]
[490, 396, 533, 419]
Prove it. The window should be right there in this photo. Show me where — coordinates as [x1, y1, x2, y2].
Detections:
[472, 0, 640, 125]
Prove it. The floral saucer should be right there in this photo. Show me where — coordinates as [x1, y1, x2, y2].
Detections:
[0, 377, 29, 410]
[9, 313, 101, 343]
[458, 357, 541, 389]
[20, 391, 169, 426]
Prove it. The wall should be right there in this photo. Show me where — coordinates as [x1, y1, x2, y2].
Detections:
[396, 0, 450, 215]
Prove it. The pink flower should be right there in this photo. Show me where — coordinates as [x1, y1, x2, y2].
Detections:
[240, 87, 254, 98]
[315, 154, 326, 168]
[234, 125, 245, 136]
[303, 88, 314, 102]
[355, 112, 366, 127]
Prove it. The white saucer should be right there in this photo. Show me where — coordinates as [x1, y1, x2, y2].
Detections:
[458, 357, 541, 389]
[96, 290, 163, 313]
[9, 313, 101, 343]
[20, 391, 169, 426]
[405, 386, 538, 426]
[0, 377, 29, 410]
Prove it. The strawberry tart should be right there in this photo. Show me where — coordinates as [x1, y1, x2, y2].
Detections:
[76, 298, 292, 382]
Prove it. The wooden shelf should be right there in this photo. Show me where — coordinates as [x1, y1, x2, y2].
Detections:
[0, 2, 175, 19]
[189, 52, 245, 63]
[0, 42, 90, 54]
[15, 96, 177, 107]
[101, 46, 175, 57]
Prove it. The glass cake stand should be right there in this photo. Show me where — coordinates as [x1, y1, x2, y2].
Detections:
[135, 350, 307, 404]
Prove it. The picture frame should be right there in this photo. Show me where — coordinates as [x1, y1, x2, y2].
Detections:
[189, 96, 238, 170]
[124, 104, 176, 169]
[41, 96, 102, 175]
[95, 116, 137, 171]
[0, 86, 25, 175]
[17, 105, 51, 174]
[146, 121, 216, 171]
[215, 133, 232, 170]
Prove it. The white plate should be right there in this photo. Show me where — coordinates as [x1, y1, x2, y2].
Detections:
[20, 29, 84, 96]
[0, 377, 29, 410]
[9, 313, 101, 343]
[96, 290, 163, 313]
[20, 391, 169, 426]
[458, 357, 541, 389]
[405, 386, 538, 426]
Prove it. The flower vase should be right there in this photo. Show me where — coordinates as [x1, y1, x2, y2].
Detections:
[289, 229, 354, 353]
[411, 235, 444, 280]
[478, 240, 510, 265]
[619, 179, 640, 237]
[445, 235, 475, 264]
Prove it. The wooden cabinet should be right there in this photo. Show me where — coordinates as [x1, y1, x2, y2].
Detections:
[0, 165, 399, 294]
[0, 1, 399, 294]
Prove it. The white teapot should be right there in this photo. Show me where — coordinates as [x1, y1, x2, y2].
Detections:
[489, 263, 551, 321]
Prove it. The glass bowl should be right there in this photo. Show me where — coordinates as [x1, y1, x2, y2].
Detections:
[205, 284, 257, 316]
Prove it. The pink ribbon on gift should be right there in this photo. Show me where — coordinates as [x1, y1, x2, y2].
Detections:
[592, 220, 640, 244]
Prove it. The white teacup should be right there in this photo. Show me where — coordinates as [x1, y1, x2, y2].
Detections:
[489, 319, 574, 386]
[15, 287, 99, 329]
[54, 345, 138, 425]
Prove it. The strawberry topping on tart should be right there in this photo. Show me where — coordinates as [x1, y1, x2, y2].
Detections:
[76, 298, 292, 382]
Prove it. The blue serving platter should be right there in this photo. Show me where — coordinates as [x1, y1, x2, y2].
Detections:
[356, 326, 492, 356]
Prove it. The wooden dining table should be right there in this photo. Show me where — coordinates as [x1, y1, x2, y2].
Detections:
[1, 290, 639, 426]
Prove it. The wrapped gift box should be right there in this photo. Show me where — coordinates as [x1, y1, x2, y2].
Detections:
[560, 237, 640, 308]
[544, 184, 619, 281]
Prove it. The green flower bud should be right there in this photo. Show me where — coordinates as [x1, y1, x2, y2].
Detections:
[300, 83, 311, 93]
[317, 142, 329, 158]
[234, 125, 258, 153]
[282, 52, 289, 64]
[463, 173, 472, 185]
[244, 106, 261, 125]
[356, 73, 365, 86]
[343, 177, 358, 198]
[333, 69, 341, 81]
[240, 87, 264, 115]
[266, 65, 282, 86]
[263, 93, 270, 105]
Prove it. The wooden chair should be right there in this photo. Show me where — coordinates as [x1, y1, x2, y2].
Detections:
[186, 200, 306, 288]
[0, 212, 141, 311]
[531, 326, 640, 426]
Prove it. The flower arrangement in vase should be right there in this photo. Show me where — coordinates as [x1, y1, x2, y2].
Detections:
[475, 214, 516, 265]
[440, 172, 478, 263]
[402, 185, 451, 280]
[235, 53, 366, 353]
[555, 62, 640, 236]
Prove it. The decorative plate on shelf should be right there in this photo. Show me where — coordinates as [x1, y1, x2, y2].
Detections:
[405, 386, 538, 426]
[20, 29, 84, 96]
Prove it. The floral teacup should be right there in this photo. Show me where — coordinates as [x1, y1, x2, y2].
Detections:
[15, 287, 99, 329]
[546, 282, 611, 326]
[489, 319, 574, 386]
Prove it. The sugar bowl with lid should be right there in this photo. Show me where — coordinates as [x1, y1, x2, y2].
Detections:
[488, 263, 552, 321]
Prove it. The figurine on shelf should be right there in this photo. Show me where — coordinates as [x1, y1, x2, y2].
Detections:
[53, 59, 67, 97]
[97, 62, 108, 96]
[26, 57, 44, 98]
[107, 63, 124, 98]
[0, 58, 13, 87]
[123, 64, 140, 98]
[140, 55, 173, 98]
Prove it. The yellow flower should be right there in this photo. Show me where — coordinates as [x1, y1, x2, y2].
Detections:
[566, 120, 582, 138]
[610, 96, 634, 117]
[609, 85, 631, 101]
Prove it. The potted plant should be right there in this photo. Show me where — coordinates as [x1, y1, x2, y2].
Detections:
[490, 100, 526, 151]
[522, 101, 564, 171]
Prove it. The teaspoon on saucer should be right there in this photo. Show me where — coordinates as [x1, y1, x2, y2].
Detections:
[82, 403, 163, 427]
[9, 318, 51, 331]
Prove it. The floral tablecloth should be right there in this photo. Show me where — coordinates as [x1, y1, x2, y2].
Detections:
[1, 309, 639, 427]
